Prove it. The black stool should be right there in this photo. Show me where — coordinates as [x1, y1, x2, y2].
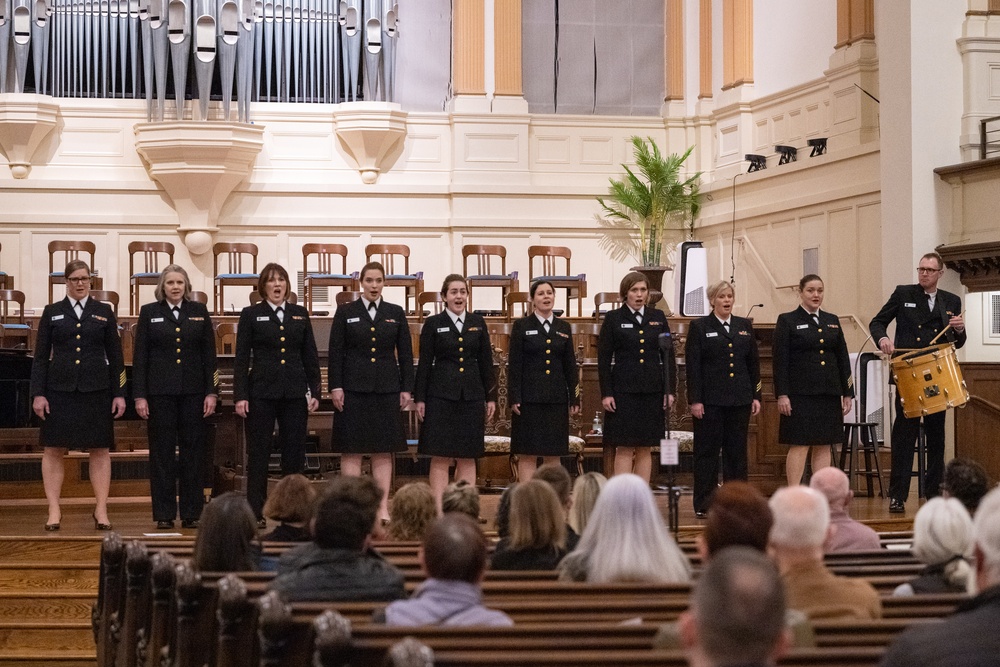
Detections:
[840, 422, 885, 498]
[913, 420, 928, 499]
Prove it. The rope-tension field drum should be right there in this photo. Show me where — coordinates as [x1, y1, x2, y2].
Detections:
[891, 343, 969, 418]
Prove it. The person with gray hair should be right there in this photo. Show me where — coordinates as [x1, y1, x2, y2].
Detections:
[680, 546, 789, 667]
[881, 486, 1000, 666]
[809, 467, 881, 552]
[892, 496, 973, 596]
[768, 486, 881, 620]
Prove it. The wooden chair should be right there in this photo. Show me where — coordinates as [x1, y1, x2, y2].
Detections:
[505, 292, 531, 322]
[213, 243, 259, 315]
[89, 290, 120, 317]
[365, 244, 423, 314]
[128, 241, 175, 315]
[415, 291, 445, 322]
[48, 240, 97, 303]
[0, 242, 12, 290]
[593, 292, 622, 320]
[216, 322, 238, 355]
[302, 243, 357, 314]
[571, 321, 602, 361]
[463, 244, 518, 315]
[0, 289, 30, 349]
[335, 291, 363, 307]
[527, 246, 586, 317]
[190, 290, 209, 305]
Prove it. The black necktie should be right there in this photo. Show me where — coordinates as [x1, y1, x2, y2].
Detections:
[74, 301, 83, 318]
[812, 314, 820, 325]
[723, 321, 730, 332]
[276, 306, 284, 322]
[543, 320, 550, 333]
[635, 311, 642, 325]
[368, 301, 377, 318]
[456, 317, 463, 332]
[172, 306, 180, 320]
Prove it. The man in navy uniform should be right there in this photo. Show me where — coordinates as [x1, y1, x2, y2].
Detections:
[869, 252, 966, 513]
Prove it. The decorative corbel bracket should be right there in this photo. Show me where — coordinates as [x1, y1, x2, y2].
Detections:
[134, 122, 264, 255]
[333, 102, 407, 184]
[0, 93, 60, 179]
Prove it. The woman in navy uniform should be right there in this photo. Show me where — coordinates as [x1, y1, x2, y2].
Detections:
[685, 281, 761, 517]
[234, 263, 321, 523]
[30, 260, 126, 531]
[774, 274, 854, 487]
[329, 261, 414, 523]
[415, 274, 497, 508]
[133, 265, 219, 530]
[598, 271, 677, 482]
[508, 280, 580, 481]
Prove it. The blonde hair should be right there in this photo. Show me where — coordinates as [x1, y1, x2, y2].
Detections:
[388, 482, 437, 542]
[560, 473, 691, 583]
[706, 280, 734, 303]
[442, 480, 480, 520]
[508, 480, 566, 551]
[154, 264, 193, 302]
[568, 472, 606, 535]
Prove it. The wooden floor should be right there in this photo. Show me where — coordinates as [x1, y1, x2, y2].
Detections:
[0, 482, 917, 541]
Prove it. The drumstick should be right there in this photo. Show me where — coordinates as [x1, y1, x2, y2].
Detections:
[928, 309, 966, 346]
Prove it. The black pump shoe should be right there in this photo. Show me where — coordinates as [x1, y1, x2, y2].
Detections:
[44, 521, 60, 531]
[93, 514, 112, 531]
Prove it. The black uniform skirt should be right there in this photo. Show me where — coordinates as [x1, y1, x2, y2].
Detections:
[779, 394, 843, 446]
[603, 392, 664, 448]
[510, 403, 569, 456]
[40, 390, 115, 450]
[332, 391, 407, 454]
[418, 396, 485, 458]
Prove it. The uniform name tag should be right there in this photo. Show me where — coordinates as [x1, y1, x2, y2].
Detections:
[796, 324, 809, 330]
[437, 327, 450, 333]
[151, 317, 164, 323]
[706, 332, 718, 338]
[621, 323, 634, 329]
[52, 314, 64, 321]
[347, 317, 360, 323]
[904, 302, 917, 308]
[256, 316, 270, 322]
[526, 330, 538, 336]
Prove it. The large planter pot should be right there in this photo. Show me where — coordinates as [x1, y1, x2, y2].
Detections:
[630, 266, 671, 292]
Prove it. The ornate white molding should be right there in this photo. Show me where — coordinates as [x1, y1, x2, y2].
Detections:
[0, 94, 60, 179]
[333, 102, 407, 184]
[133, 121, 264, 254]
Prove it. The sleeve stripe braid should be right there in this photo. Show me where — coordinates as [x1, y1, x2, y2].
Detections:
[119, 370, 127, 387]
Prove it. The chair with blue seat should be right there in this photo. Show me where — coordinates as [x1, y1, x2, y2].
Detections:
[527, 245, 587, 317]
[48, 240, 97, 304]
[0, 290, 31, 349]
[128, 241, 175, 315]
[213, 242, 259, 315]
[365, 244, 423, 315]
[463, 244, 518, 316]
[301, 243, 357, 314]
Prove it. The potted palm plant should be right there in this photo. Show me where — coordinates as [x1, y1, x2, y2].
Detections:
[596, 136, 701, 293]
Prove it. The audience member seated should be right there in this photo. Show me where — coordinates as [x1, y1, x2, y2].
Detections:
[490, 480, 567, 571]
[679, 547, 790, 667]
[809, 467, 881, 552]
[441, 480, 481, 521]
[494, 482, 517, 541]
[261, 474, 317, 542]
[533, 463, 580, 550]
[658, 483, 814, 650]
[559, 473, 692, 583]
[382, 514, 514, 627]
[270, 476, 405, 602]
[388, 482, 438, 542]
[893, 496, 973, 596]
[881, 486, 1000, 667]
[193, 492, 261, 572]
[568, 471, 606, 538]
[768, 485, 881, 620]
[941, 457, 992, 516]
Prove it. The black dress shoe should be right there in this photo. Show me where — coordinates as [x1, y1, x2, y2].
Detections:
[889, 499, 905, 514]
[257, 518, 267, 529]
[695, 510, 708, 519]
[44, 522, 60, 531]
[181, 519, 200, 529]
[156, 520, 174, 530]
[93, 513, 112, 531]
